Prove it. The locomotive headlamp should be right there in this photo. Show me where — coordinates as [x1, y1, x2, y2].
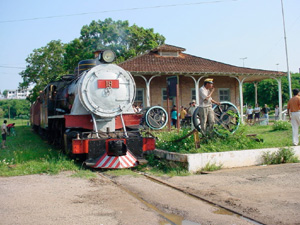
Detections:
[99, 50, 116, 63]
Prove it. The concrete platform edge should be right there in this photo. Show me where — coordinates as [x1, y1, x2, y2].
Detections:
[154, 147, 300, 173]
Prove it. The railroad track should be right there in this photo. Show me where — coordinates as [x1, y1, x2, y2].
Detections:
[98, 171, 265, 225]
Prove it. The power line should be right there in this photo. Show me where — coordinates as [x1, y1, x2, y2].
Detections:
[0, 65, 26, 69]
[0, 0, 238, 24]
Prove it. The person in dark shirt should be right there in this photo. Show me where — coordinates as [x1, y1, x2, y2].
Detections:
[1, 120, 8, 148]
[261, 104, 270, 125]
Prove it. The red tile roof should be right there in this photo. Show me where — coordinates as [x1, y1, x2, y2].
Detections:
[119, 44, 285, 78]
[151, 44, 186, 52]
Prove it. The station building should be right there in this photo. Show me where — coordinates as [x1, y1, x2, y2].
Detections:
[5, 87, 32, 99]
[119, 44, 286, 121]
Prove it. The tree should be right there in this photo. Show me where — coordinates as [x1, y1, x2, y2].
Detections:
[19, 19, 166, 100]
[0, 99, 30, 118]
[63, 38, 93, 74]
[243, 73, 300, 108]
[79, 18, 165, 64]
[0, 108, 4, 118]
[19, 40, 66, 102]
[2, 90, 8, 97]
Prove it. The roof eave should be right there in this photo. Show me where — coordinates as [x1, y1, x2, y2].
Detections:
[129, 71, 286, 77]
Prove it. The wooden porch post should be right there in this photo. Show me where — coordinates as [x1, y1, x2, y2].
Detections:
[253, 82, 258, 105]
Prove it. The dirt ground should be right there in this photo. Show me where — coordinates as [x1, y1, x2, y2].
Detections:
[162, 163, 300, 225]
[0, 163, 299, 225]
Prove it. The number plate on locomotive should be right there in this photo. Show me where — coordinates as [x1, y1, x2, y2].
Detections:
[97, 80, 119, 88]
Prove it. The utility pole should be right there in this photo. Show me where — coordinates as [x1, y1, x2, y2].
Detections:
[281, 0, 292, 99]
[240, 57, 247, 67]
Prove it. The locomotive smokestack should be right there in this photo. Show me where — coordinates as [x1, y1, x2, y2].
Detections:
[93, 50, 104, 59]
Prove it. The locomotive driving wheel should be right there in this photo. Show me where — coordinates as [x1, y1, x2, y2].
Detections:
[213, 101, 240, 135]
[192, 101, 240, 136]
[142, 106, 168, 130]
[192, 107, 205, 136]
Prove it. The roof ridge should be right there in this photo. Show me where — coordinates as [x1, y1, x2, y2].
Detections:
[152, 44, 186, 52]
[182, 52, 282, 74]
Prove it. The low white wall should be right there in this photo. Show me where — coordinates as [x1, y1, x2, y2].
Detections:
[187, 146, 300, 173]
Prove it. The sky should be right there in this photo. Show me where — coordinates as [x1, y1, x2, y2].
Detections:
[0, 0, 299, 92]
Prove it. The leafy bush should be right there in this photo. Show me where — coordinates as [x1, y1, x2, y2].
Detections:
[272, 120, 290, 131]
[262, 147, 299, 165]
[155, 128, 196, 153]
[155, 125, 259, 153]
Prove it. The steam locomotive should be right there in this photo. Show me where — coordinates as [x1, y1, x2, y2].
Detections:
[30, 50, 168, 169]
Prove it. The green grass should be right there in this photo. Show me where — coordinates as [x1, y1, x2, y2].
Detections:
[201, 162, 222, 172]
[147, 123, 296, 176]
[0, 118, 295, 177]
[245, 124, 291, 148]
[136, 153, 190, 177]
[1, 118, 30, 127]
[71, 170, 97, 179]
[103, 169, 141, 177]
[154, 123, 293, 154]
[0, 122, 93, 177]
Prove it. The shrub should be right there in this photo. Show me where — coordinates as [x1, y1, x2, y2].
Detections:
[272, 120, 290, 131]
[262, 147, 299, 165]
[155, 128, 196, 153]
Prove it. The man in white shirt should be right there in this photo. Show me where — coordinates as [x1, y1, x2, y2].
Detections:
[253, 104, 261, 124]
[246, 105, 254, 124]
[199, 78, 220, 137]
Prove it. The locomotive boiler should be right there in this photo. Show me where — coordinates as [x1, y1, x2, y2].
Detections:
[30, 50, 168, 169]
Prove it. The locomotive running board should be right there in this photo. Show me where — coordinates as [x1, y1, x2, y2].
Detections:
[89, 150, 138, 169]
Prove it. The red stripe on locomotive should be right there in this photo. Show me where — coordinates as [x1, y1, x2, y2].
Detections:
[92, 152, 138, 169]
[65, 114, 142, 130]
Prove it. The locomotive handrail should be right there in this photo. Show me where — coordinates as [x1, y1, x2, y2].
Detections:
[120, 113, 128, 138]
[91, 114, 99, 138]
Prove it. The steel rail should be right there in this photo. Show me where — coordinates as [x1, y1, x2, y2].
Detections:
[98, 171, 265, 225]
[138, 171, 265, 225]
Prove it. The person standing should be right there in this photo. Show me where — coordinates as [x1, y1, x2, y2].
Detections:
[180, 106, 187, 126]
[287, 89, 300, 146]
[171, 106, 178, 128]
[187, 100, 196, 116]
[261, 104, 270, 125]
[180, 106, 187, 120]
[274, 105, 279, 120]
[253, 104, 261, 124]
[199, 78, 220, 137]
[1, 120, 8, 148]
[246, 105, 254, 124]
[187, 100, 196, 127]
